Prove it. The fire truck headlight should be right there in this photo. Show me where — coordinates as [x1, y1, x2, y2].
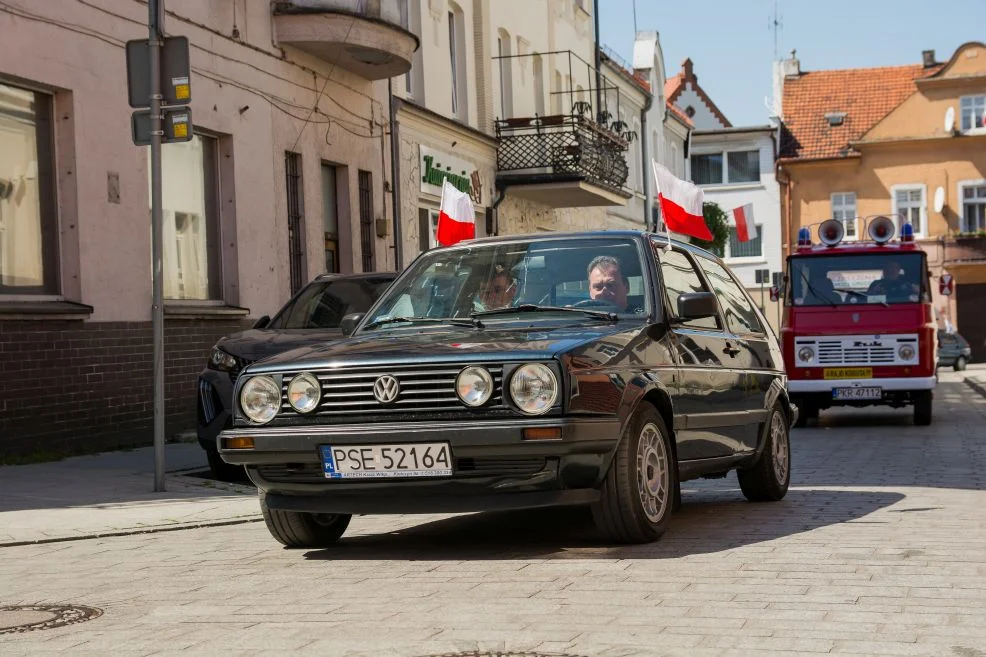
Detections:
[898, 344, 916, 361]
[798, 346, 815, 363]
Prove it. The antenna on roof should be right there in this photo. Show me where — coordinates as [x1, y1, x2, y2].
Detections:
[632, 0, 638, 34]
[768, 0, 783, 60]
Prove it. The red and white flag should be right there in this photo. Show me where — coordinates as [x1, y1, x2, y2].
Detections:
[436, 180, 475, 246]
[652, 161, 712, 241]
[730, 203, 758, 242]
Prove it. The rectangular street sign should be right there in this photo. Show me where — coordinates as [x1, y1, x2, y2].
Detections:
[126, 36, 191, 108]
[132, 107, 193, 146]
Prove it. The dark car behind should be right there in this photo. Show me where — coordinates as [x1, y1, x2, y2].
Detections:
[197, 272, 395, 478]
[937, 329, 972, 371]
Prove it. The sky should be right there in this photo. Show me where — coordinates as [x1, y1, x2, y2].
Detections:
[599, 0, 986, 126]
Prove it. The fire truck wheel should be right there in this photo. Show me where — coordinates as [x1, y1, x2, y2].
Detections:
[738, 405, 791, 502]
[794, 402, 817, 428]
[913, 391, 933, 426]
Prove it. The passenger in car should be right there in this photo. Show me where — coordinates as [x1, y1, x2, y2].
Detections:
[473, 264, 517, 311]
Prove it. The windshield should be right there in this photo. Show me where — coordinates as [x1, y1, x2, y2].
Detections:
[267, 277, 393, 329]
[788, 252, 928, 307]
[362, 237, 651, 329]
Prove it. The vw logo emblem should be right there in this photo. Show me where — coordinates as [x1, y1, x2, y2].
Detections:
[372, 375, 400, 404]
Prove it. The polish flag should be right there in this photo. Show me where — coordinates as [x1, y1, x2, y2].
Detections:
[730, 203, 758, 242]
[436, 180, 476, 246]
[652, 161, 712, 241]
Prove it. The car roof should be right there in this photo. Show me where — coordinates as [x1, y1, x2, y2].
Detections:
[433, 229, 720, 260]
[312, 271, 397, 282]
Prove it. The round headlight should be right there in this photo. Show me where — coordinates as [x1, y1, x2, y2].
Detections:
[798, 346, 815, 363]
[898, 344, 916, 361]
[509, 363, 558, 415]
[287, 372, 321, 413]
[456, 367, 494, 407]
[240, 376, 281, 424]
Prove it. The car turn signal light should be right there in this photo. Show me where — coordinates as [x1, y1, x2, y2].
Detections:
[523, 427, 562, 441]
[221, 436, 255, 450]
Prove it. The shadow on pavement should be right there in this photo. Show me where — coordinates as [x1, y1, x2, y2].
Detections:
[302, 487, 904, 561]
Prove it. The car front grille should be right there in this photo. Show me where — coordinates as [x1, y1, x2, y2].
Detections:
[795, 334, 918, 367]
[278, 363, 504, 418]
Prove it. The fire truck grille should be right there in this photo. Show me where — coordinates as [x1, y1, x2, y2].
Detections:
[795, 334, 918, 367]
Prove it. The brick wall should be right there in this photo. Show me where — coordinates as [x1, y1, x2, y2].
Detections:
[0, 319, 252, 460]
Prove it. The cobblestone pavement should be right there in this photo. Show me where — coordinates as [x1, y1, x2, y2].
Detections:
[2, 372, 985, 657]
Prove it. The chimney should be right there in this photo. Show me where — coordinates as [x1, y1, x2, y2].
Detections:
[922, 49, 936, 68]
[681, 58, 695, 82]
[772, 49, 801, 119]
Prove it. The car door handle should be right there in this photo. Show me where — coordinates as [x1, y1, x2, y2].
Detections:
[723, 342, 741, 357]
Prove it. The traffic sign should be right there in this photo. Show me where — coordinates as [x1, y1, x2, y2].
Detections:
[131, 107, 193, 146]
[126, 36, 191, 108]
[939, 273, 954, 296]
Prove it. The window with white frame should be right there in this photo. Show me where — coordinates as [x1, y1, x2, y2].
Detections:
[892, 185, 925, 236]
[725, 227, 763, 259]
[691, 148, 760, 185]
[447, 6, 467, 120]
[831, 191, 857, 238]
[960, 95, 986, 132]
[961, 182, 986, 234]
[418, 208, 440, 251]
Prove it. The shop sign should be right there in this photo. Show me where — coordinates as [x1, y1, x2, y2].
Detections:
[419, 145, 483, 206]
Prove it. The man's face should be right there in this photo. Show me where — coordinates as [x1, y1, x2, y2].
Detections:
[480, 273, 515, 309]
[884, 262, 900, 280]
[589, 264, 629, 310]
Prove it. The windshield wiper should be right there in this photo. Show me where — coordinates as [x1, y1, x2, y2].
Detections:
[471, 304, 619, 322]
[362, 315, 481, 330]
[797, 269, 837, 309]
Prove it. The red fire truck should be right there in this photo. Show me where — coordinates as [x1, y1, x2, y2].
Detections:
[777, 215, 937, 427]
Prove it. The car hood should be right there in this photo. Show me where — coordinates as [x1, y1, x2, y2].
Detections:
[244, 322, 644, 372]
[217, 329, 344, 363]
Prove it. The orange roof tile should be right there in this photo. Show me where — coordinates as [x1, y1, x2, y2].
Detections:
[780, 63, 943, 161]
[664, 73, 684, 102]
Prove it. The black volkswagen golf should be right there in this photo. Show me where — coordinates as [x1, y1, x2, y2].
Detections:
[218, 231, 796, 546]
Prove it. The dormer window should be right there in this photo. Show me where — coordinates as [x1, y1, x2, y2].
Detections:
[825, 111, 847, 127]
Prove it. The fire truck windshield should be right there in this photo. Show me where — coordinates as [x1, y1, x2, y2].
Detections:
[788, 252, 927, 307]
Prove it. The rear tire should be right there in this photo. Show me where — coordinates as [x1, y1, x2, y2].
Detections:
[738, 405, 791, 502]
[954, 356, 968, 372]
[591, 406, 677, 544]
[914, 390, 933, 426]
[260, 494, 351, 548]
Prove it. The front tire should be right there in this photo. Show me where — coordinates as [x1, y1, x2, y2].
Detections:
[738, 405, 791, 502]
[592, 406, 677, 544]
[260, 494, 352, 548]
[954, 356, 968, 372]
[914, 390, 933, 426]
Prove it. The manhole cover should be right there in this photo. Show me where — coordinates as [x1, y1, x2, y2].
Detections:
[418, 652, 585, 657]
[0, 605, 103, 634]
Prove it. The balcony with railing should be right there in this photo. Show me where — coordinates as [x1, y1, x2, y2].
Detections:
[493, 50, 635, 208]
[272, 0, 418, 80]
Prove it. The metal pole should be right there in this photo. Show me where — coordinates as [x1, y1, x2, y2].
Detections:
[388, 78, 403, 270]
[149, 0, 165, 492]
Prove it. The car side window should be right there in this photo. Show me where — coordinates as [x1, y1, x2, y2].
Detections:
[655, 247, 719, 330]
[696, 257, 763, 336]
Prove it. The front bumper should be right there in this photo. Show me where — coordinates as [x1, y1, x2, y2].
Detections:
[789, 376, 936, 393]
[218, 417, 622, 514]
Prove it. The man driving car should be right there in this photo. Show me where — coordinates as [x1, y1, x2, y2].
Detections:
[587, 255, 630, 312]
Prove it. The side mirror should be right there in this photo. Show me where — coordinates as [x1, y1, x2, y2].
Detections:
[676, 292, 717, 321]
[252, 315, 270, 329]
[340, 312, 365, 337]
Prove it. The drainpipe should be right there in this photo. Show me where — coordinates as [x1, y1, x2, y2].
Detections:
[593, 0, 602, 122]
[641, 92, 654, 231]
[388, 79, 403, 270]
[491, 184, 509, 236]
